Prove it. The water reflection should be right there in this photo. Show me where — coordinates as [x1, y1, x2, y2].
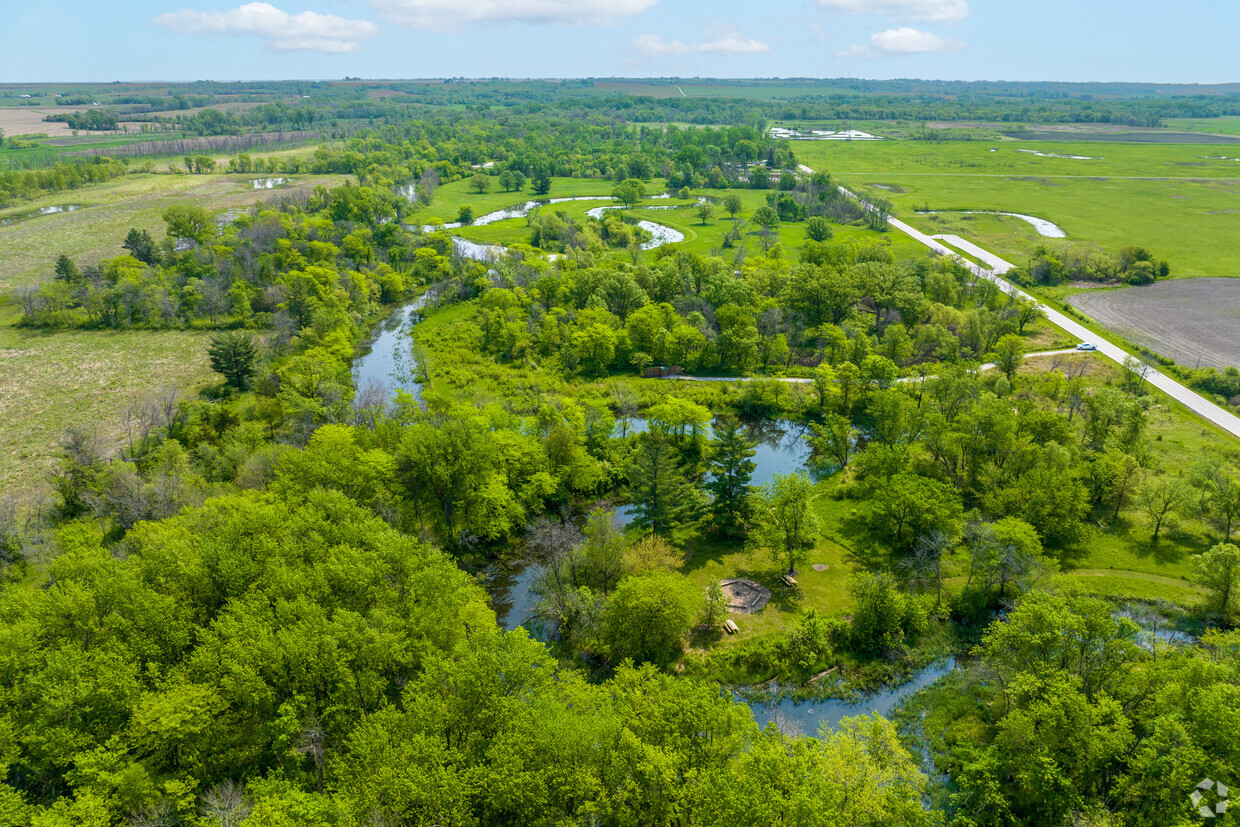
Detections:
[351, 295, 429, 400]
[747, 659, 957, 736]
[0, 204, 84, 226]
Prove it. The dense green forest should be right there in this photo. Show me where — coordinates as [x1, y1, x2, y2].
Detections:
[2, 81, 1240, 826]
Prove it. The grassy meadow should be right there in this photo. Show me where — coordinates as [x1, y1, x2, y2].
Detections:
[0, 171, 351, 290]
[0, 301, 216, 503]
[791, 138, 1240, 276]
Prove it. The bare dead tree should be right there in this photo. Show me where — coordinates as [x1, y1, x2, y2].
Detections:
[297, 720, 327, 792]
[417, 166, 440, 206]
[353, 378, 389, 430]
[127, 801, 176, 827]
[102, 466, 150, 531]
[156, 386, 182, 432]
[201, 780, 253, 827]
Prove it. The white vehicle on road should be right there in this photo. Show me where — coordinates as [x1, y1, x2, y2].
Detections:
[1075, 342, 1098, 352]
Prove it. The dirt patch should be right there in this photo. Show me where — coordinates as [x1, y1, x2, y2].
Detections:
[811, 564, 830, 572]
[720, 578, 772, 614]
[1066, 278, 1240, 368]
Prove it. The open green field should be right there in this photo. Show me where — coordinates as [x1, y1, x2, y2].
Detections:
[792, 139, 1240, 276]
[1162, 116, 1240, 137]
[0, 171, 351, 290]
[0, 302, 216, 503]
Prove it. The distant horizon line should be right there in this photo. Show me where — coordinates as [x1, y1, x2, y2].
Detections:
[2, 77, 1238, 88]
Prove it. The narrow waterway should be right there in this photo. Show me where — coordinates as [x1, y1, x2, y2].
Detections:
[747, 659, 958, 736]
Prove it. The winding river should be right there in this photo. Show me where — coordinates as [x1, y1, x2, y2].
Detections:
[406, 194, 687, 259]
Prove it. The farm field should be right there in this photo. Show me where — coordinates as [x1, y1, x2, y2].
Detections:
[0, 106, 100, 138]
[1065, 278, 1240, 369]
[793, 139, 1240, 276]
[0, 171, 350, 290]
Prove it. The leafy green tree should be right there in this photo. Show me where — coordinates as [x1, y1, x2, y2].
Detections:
[622, 533, 682, 576]
[162, 204, 211, 244]
[991, 333, 1025, 383]
[1195, 463, 1240, 541]
[811, 363, 838, 414]
[611, 178, 646, 208]
[848, 573, 925, 657]
[603, 573, 699, 669]
[470, 173, 492, 194]
[1194, 542, 1240, 622]
[1013, 296, 1044, 333]
[1137, 475, 1192, 542]
[700, 580, 728, 632]
[695, 202, 717, 225]
[756, 472, 821, 575]
[207, 331, 258, 390]
[581, 506, 626, 595]
[457, 205, 474, 225]
[722, 193, 743, 220]
[811, 414, 857, 468]
[531, 162, 552, 195]
[705, 417, 756, 536]
[869, 472, 962, 554]
[752, 205, 780, 231]
[695, 715, 930, 826]
[806, 215, 834, 242]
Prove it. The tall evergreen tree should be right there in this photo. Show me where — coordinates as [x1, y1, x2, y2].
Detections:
[122, 227, 158, 264]
[625, 429, 699, 535]
[207, 331, 259, 390]
[705, 417, 756, 536]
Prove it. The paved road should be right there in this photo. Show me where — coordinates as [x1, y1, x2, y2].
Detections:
[831, 184, 1240, 440]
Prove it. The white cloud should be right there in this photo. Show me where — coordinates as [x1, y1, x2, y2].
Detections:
[369, 0, 656, 30]
[837, 26, 967, 57]
[151, 2, 379, 53]
[816, 0, 969, 24]
[634, 25, 770, 58]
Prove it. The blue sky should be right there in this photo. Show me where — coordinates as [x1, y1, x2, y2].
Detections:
[1, 0, 1236, 84]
